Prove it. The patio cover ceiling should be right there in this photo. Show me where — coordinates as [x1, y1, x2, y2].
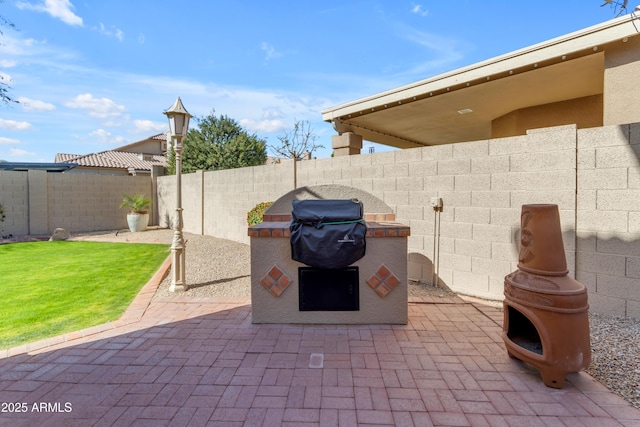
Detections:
[321, 14, 640, 148]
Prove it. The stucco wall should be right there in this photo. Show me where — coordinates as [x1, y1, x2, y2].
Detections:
[157, 123, 640, 318]
[604, 35, 640, 126]
[250, 236, 408, 324]
[491, 95, 603, 138]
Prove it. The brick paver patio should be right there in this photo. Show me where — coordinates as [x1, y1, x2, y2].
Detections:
[1, 234, 639, 425]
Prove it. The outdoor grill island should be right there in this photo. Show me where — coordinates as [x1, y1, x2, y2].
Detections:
[248, 185, 409, 324]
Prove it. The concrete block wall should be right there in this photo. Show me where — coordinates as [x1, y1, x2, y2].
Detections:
[47, 173, 152, 233]
[293, 125, 578, 301]
[0, 170, 29, 236]
[158, 161, 294, 243]
[0, 171, 152, 235]
[156, 123, 640, 318]
[203, 161, 294, 243]
[576, 123, 640, 318]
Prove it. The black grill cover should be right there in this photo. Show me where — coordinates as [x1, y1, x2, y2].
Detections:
[290, 199, 366, 269]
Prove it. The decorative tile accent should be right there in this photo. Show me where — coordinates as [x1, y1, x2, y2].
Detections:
[247, 222, 291, 238]
[364, 213, 396, 222]
[249, 221, 409, 238]
[262, 213, 292, 222]
[367, 264, 401, 297]
[260, 265, 292, 297]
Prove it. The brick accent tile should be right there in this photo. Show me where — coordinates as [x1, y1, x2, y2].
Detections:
[367, 264, 401, 297]
[260, 265, 292, 297]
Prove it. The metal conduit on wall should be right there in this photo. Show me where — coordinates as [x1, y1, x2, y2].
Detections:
[431, 197, 443, 287]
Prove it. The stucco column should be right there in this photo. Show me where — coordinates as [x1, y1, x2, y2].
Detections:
[332, 132, 362, 156]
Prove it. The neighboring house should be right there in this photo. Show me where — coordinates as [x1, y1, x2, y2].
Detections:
[322, 13, 640, 150]
[55, 133, 168, 176]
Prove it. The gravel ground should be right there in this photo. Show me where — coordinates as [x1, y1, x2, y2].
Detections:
[587, 313, 640, 409]
[152, 232, 459, 301]
[153, 233, 252, 299]
[74, 229, 640, 409]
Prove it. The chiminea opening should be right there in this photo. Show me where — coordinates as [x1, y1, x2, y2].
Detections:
[506, 306, 543, 355]
[299, 267, 359, 311]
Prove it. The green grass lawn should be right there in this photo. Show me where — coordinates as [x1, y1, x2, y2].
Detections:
[0, 240, 169, 349]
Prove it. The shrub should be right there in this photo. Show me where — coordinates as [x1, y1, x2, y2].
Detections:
[0, 202, 5, 238]
[247, 201, 273, 226]
[120, 194, 152, 214]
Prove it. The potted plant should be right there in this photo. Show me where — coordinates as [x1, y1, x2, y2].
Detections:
[120, 194, 152, 232]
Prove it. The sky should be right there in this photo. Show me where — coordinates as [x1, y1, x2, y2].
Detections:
[0, 0, 633, 162]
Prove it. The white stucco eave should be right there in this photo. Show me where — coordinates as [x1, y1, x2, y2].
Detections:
[321, 13, 640, 122]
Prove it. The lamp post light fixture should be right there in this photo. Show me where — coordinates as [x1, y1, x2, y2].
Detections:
[164, 97, 192, 292]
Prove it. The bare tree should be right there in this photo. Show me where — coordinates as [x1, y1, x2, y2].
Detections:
[0, 0, 18, 105]
[601, 0, 630, 17]
[270, 120, 323, 188]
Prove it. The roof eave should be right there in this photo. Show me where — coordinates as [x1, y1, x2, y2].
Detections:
[322, 13, 640, 122]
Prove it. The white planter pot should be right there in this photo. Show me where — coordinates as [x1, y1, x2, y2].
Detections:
[127, 212, 149, 232]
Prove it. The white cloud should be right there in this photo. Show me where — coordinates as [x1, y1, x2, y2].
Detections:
[89, 129, 110, 139]
[0, 59, 17, 68]
[16, 0, 83, 26]
[239, 107, 289, 133]
[0, 35, 49, 59]
[65, 93, 126, 119]
[240, 118, 287, 133]
[262, 108, 285, 120]
[9, 148, 35, 157]
[394, 28, 465, 77]
[411, 4, 429, 17]
[89, 129, 126, 145]
[0, 137, 21, 145]
[0, 118, 32, 131]
[261, 42, 282, 61]
[17, 97, 56, 112]
[0, 72, 13, 83]
[133, 119, 167, 134]
[93, 23, 124, 42]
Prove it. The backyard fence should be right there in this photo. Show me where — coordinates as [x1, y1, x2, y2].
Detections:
[1, 123, 638, 318]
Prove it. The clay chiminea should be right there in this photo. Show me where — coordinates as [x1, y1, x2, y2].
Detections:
[502, 204, 591, 388]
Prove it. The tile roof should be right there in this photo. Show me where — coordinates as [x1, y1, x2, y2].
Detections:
[56, 151, 167, 173]
[55, 153, 81, 162]
[150, 133, 168, 141]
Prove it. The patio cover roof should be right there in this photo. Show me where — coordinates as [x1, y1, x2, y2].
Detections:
[321, 14, 640, 148]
